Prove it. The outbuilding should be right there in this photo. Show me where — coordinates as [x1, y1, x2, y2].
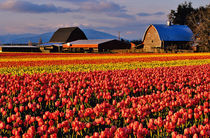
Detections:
[142, 24, 193, 53]
[49, 27, 87, 43]
[0, 45, 41, 52]
[63, 39, 131, 52]
[40, 27, 87, 52]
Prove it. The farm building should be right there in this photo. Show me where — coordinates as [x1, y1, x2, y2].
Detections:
[40, 43, 63, 53]
[142, 24, 193, 53]
[49, 27, 87, 43]
[63, 39, 131, 52]
[40, 27, 87, 52]
[0, 45, 41, 52]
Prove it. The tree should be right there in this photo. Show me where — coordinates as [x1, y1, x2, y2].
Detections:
[38, 38, 43, 45]
[187, 5, 210, 52]
[120, 38, 130, 44]
[169, 2, 209, 52]
[130, 40, 143, 49]
[168, 1, 194, 25]
[28, 40, 32, 46]
[130, 40, 143, 45]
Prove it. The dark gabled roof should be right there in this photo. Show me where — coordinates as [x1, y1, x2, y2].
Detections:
[143, 24, 193, 42]
[49, 27, 87, 43]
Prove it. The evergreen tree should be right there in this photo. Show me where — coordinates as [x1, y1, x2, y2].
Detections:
[28, 40, 32, 46]
[38, 38, 43, 45]
[168, 2, 194, 25]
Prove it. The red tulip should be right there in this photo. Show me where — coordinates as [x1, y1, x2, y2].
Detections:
[8, 102, 13, 110]
[86, 123, 91, 128]
[0, 122, 5, 129]
[19, 106, 24, 112]
[93, 132, 99, 138]
[7, 117, 12, 123]
[192, 133, 198, 138]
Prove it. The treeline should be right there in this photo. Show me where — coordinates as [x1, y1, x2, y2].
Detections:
[168, 2, 209, 52]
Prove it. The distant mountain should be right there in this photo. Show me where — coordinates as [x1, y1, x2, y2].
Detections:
[0, 29, 117, 44]
[0, 34, 38, 44]
[82, 28, 117, 40]
[0, 32, 54, 44]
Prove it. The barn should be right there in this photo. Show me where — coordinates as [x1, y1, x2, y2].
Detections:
[41, 27, 87, 52]
[63, 39, 131, 52]
[49, 27, 87, 43]
[142, 24, 193, 53]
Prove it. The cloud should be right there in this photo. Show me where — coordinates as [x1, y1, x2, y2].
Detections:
[63, 0, 134, 19]
[82, 1, 134, 18]
[59, 0, 98, 3]
[0, 0, 71, 13]
[59, 0, 93, 2]
[137, 11, 165, 16]
[53, 0, 134, 19]
[78, 1, 125, 12]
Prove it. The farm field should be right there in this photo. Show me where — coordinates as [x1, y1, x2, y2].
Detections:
[0, 52, 209, 137]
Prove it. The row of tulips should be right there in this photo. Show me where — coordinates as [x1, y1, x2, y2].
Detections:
[0, 59, 209, 75]
[0, 55, 209, 68]
[0, 64, 209, 137]
[0, 53, 209, 67]
[1, 52, 209, 59]
[0, 52, 161, 58]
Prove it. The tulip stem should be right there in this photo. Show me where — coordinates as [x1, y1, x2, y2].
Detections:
[150, 130, 152, 137]
[72, 130, 74, 138]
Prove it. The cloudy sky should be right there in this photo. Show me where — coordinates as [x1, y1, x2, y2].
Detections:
[0, 0, 208, 40]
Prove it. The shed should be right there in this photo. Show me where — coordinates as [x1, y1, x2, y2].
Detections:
[142, 24, 193, 53]
[0, 45, 41, 52]
[40, 43, 63, 52]
[63, 39, 131, 52]
[49, 27, 87, 43]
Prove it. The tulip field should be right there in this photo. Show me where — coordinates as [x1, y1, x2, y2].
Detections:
[0, 52, 209, 138]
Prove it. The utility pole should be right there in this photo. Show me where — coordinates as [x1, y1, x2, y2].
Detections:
[118, 32, 121, 40]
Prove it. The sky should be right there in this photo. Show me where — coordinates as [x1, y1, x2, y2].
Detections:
[0, 0, 208, 40]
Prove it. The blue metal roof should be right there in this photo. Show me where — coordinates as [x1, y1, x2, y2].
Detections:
[40, 43, 63, 46]
[143, 24, 193, 41]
